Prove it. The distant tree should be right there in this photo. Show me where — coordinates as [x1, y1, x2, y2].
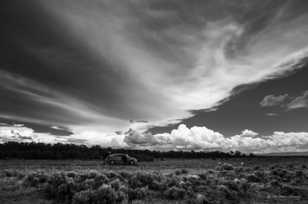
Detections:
[0, 142, 252, 160]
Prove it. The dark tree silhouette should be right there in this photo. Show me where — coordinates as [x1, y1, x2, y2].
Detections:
[0, 142, 254, 161]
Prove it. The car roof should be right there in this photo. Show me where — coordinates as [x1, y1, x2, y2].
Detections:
[109, 153, 127, 157]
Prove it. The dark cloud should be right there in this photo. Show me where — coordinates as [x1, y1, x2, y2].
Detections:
[1, 0, 308, 151]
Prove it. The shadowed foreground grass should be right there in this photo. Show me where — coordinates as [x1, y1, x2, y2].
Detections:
[1, 158, 308, 204]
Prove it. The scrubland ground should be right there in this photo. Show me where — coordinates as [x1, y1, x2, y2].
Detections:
[0, 158, 308, 204]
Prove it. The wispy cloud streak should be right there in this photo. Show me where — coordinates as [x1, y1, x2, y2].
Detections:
[1, 0, 308, 148]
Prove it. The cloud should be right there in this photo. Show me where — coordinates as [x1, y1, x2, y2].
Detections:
[2, 122, 308, 153]
[266, 113, 278, 117]
[1, 0, 308, 144]
[287, 90, 308, 109]
[0, 123, 126, 147]
[51, 126, 63, 130]
[0, 69, 129, 132]
[0, 124, 67, 144]
[240, 129, 259, 137]
[260, 94, 289, 107]
[124, 124, 228, 150]
[67, 126, 127, 147]
[123, 124, 230, 150]
[124, 129, 157, 147]
[260, 90, 308, 110]
[122, 124, 308, 153]
[32, 0, 308, 128]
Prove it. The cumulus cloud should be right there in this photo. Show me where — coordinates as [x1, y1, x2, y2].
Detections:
[0, 124, 126, 147]
[260, 94, 289, 107]
[0, 124, 67, 144]
[124, 124, 228, 150]
[68, 127, 127, 147]
[122, 124, 308, 153]
[2, 122, 308, 153]
[240, 129, 259, 137]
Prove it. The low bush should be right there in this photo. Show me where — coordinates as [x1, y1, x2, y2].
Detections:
[175, 168, 189, 175]
[15, 162, 308, 204]
[72, 189, 92, 204]
[128, 187, 149, 201]
[91, 184, 119, 204]
[23, 172, 48, 187]
[164, 186, 187, 200]
[246, 173, 262, 183]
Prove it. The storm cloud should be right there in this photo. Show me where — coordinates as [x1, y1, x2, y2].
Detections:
[1, 0, 308, 152]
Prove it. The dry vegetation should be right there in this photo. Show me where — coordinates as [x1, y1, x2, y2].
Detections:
[1, 158, 308, 204]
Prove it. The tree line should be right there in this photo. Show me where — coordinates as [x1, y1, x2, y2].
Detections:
[0, 142, 254, 161]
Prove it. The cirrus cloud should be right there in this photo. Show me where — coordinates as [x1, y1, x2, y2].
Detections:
[25, 0, 308, 131]
[1, 0, 308, 149]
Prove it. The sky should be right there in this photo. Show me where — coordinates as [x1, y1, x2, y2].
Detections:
[1, 0, 308, 153]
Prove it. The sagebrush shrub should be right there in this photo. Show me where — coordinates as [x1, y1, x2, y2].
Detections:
[165, 176, 179, 188]
[119, 171, 132, 180]
[23, 173, 40, 187]
[4, 170, 24, 179]
[217, 184, 240, 203]
[72, 189, 92, 204]
[88, 170, 99, 179]
[128, 187, 149, 201]
[23, 172, 48, 187]
[83, 178, 95, 189]
[106, 171, 120, 179]
[175, 168, 188, 175]
[246, 174, 261, 183]
[280, 184, 299, 196]
[190, 193, 210, 204]
[56, 183, 74, 202]
[67, 171, 77, 178]
[15, 161, 308, 204]
[110, 178, 121, 190]
[253, 166, 260, 170]
[148, 180, 166, 191]
[128, 172, 154, 188]
[91, 184, 118, 204]
[93, 174, 109, 186]
[164, 186, 186, 200]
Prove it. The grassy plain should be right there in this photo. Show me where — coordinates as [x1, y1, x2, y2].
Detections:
[0, 157, 308, 204]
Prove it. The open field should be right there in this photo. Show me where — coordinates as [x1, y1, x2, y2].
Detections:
[1, 157, 308, 172]
[1, 158, 308, 204]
